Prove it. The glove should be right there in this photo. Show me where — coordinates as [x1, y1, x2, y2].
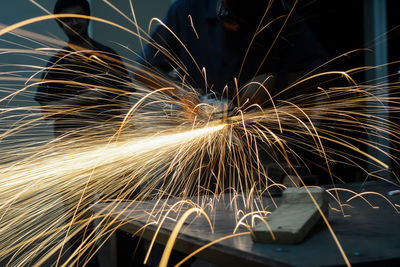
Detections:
[240, 73, 277, 108]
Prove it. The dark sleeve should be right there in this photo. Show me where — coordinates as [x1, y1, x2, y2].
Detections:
[103, 47, 133, 91]
[136, 1, 184, 73]
[34, 55, 69, 106]
[105, 50, 133, 106]
[90, 44, 133, 111]
[99, 44, 130, 76]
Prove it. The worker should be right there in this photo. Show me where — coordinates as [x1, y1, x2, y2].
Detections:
[134, 0, 328, 113]
[35, 0, 131, 138]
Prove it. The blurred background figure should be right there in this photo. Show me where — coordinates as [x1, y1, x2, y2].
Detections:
[35, 0, 132, 138]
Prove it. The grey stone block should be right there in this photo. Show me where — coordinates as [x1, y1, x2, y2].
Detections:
[252, 187, 329, 244]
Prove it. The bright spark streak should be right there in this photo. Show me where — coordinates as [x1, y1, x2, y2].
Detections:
[2, 123, 226, 182]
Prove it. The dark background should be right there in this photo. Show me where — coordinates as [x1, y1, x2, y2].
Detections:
[291, 1, 399, 182]
[298, 1, 365, 73]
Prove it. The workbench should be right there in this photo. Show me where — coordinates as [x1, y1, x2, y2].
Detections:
[92, 180, 400, 266]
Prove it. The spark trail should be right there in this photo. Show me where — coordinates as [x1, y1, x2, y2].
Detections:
[0, 119, 228, 264]
[0, 1, 399, 266]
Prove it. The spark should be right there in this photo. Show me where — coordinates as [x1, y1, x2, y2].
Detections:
[159, 207, 212, 267]
[0, 2, 399, 266]
[175, 232, 251, 267]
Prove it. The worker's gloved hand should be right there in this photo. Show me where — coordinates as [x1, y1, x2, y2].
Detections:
[199, 93, 231, 120]
[240, 73, 277, 109]
[177, 89, 202, 122]
[161, 88, 201, 120]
